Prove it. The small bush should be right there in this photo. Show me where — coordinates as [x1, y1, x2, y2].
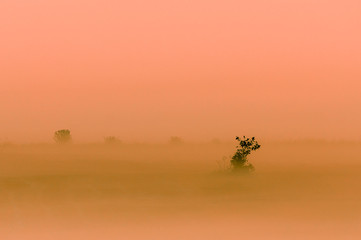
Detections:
[211, 138, 222, 144]
[169, 136, 183, 145]
[53, 129, 72, 144]
[230, 136, 261, 173]
[104, 136, 122, 145]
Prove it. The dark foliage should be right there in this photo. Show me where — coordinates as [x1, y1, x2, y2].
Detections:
[53, 129, 72, 144]
[230, 136, 261, 172]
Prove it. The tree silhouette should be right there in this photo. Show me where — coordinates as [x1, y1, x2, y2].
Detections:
[230, 136, 261, 172]
[53, 129, 72, 144]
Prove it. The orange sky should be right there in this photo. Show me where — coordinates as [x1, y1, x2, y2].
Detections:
[1, 0, 360, 142]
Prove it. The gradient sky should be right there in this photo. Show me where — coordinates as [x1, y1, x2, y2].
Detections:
[1, 0, 361, 142]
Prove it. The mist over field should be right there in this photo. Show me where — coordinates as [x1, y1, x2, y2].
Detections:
[2, 0, 361, 239]
[1, 141, 360, 239]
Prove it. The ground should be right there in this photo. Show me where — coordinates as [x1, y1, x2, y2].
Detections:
[1, 141, 360, 239]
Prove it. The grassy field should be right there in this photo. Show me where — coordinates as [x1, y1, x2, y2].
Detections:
[1, 141, 361, 239]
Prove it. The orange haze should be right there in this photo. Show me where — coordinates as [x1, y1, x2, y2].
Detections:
[1, 0, 361, 142]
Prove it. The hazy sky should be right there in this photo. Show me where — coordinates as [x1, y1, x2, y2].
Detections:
[1, 0, 360, 142]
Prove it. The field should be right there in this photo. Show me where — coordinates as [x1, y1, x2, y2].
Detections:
[1, 141, 361, 239]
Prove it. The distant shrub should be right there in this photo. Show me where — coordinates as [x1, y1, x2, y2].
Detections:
[53, 129, 72, 144]
[104, 136, 122, 145]
[169, 136, 183, 145]
[210, 138, 221, 144]
[230, 136, 261, 173]
[221, 136, 261, 173]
